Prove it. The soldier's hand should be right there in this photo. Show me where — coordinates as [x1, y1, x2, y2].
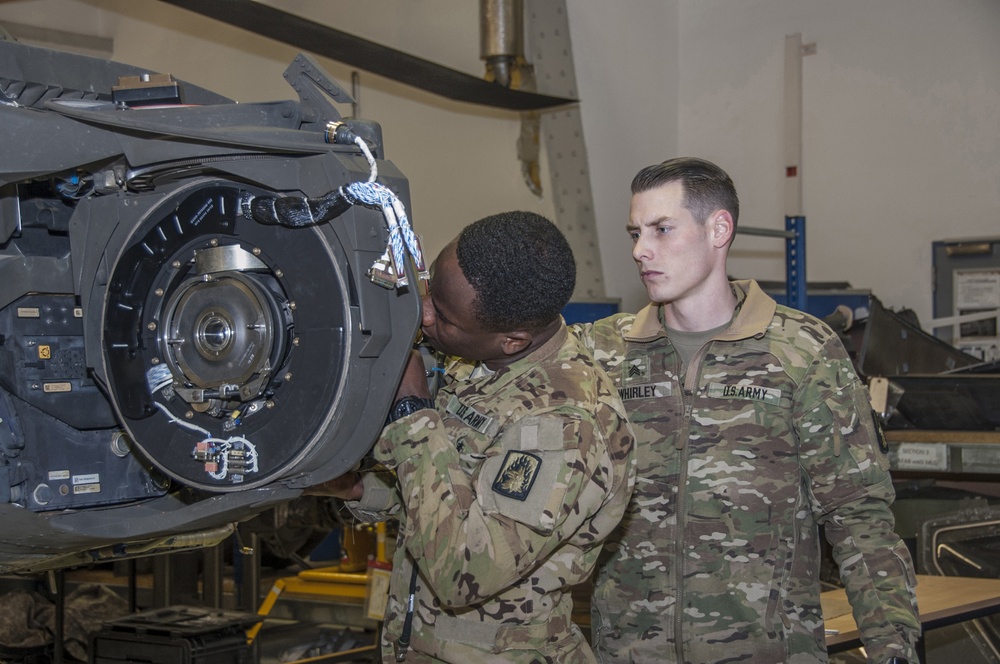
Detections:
[306, 471, 364, 500]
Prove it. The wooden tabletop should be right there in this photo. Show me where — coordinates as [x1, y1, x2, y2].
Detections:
[823, 574, 1000, 652]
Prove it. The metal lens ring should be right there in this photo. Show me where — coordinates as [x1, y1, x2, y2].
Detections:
[160, 271, 279, 392]
[196, 311, 235, 358]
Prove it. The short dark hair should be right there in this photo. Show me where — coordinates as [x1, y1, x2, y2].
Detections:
[631, 157, 740, 231]
[456, 211, 576, 332]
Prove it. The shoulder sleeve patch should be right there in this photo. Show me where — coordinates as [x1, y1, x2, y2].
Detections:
[491, 450, 542, 501]
[476, 414, 572, 533]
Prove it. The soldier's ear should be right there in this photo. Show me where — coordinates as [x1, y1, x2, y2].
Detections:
[710, 210, 735, 248]
[501, 330, 531, 356]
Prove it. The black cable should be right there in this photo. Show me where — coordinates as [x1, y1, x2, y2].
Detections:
[393, 563, 418, 661]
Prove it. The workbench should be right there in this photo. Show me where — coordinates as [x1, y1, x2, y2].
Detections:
[823, 574, 1000, 655]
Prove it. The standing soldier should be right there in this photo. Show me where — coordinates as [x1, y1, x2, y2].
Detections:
[575, 157, 920, 664]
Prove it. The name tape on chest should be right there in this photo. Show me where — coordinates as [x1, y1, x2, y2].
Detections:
[445, 395, 496, 435]
[618, 382, 672, 401]
[708, 382, 782, 405]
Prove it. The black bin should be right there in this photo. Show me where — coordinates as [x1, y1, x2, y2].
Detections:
[89, 606, 259, 664]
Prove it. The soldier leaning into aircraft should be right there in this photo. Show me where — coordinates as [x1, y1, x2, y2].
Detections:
[573, 157, 921, 664]
[313, 210, 636, 663]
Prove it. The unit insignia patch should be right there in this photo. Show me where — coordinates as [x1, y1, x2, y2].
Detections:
[491, 450, 542, 501]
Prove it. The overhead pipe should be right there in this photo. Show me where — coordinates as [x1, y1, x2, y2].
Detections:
[480, 0, 524, 88]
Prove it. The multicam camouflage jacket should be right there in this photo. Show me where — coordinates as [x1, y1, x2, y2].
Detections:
[574, 280, 921, 664]
[348, 323, 636, 663]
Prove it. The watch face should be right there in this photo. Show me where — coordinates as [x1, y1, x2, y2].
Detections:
[390, 396, 433, 422]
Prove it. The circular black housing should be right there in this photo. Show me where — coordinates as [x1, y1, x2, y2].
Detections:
[103, 182, 353, 490]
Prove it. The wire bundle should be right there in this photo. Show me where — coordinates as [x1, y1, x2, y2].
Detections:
[241, 132, 425, 287]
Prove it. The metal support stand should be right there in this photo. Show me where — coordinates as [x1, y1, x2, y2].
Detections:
[782, 32, 809, 314]
[736, 219, 809, 313]
[785, 215, 807, 312]
[203, 542, 225, 608]
[151, 555, 173, 607]
[53, 569, 65, 664]
[127, 559, 138, 612]
[234, 529, 261, 613]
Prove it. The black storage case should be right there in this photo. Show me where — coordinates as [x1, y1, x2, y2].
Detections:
[89, 606, 259, 664]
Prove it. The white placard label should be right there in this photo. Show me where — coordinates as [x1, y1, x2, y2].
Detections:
[73, 473, 100, 485]
[896, 443, 948, 471]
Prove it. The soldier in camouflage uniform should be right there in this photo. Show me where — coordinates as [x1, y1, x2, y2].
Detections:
[326, 211, 636, 663]
[574, 158, 920, 664]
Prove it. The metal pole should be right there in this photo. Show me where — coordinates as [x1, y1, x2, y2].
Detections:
[786, 216, 807, 312]
[784, 34, 807, 312]
[53, 569, 65, 664]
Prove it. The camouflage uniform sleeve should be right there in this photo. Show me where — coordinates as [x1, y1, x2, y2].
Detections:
[796, 335, 921, 662]
[569, 321, 596, 352]
[372, 406, 619, 609]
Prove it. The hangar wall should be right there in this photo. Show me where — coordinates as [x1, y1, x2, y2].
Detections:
[1, 0, 999, 325]
[671, 0, 1000, 325]
[569, 0, 1000, 320]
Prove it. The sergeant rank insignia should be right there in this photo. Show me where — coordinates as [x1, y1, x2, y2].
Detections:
[624, 354, 650, 382]
[492, 450, 541, 501]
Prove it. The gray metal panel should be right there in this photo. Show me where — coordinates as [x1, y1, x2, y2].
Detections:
[527, 2, 606, 300]
[932, 237, 1000, 347]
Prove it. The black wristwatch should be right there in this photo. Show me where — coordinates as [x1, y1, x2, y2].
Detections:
[387, 395, 434, 423]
